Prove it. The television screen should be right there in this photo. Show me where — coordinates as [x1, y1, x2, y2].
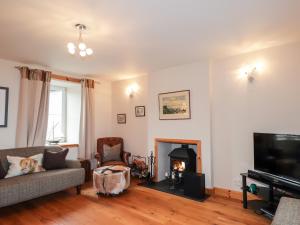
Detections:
[254, 133, 300, 182]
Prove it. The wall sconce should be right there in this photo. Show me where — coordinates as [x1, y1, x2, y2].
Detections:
[126, 83, 140, 98]
[239, 61, 265, 82]
[242, 66, 257, 82]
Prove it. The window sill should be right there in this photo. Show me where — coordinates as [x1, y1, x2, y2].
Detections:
[59, 143, 79, 148]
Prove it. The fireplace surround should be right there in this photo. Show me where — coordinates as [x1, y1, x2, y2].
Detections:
[141, 138, 205, 201]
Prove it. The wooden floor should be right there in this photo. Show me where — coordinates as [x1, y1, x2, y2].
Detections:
[0, 181, 270, 225]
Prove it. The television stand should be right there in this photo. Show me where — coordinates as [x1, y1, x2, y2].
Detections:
[241, 171, 300, 218]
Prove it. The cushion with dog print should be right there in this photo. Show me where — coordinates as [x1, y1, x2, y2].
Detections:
[5, 154, 45, 178]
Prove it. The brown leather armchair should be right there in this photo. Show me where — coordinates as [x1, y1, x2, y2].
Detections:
[95, 137, 131, 167]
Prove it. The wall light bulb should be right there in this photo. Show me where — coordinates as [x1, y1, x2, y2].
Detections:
[79, 50, 87, 57]
[86, 48, 93, 55]
[67, 42, 75, 49]
[78, 42, 86, 50]
[68, 47, 76, 55]
[126, 83, 140, 97]
[254, 61, 265, 72]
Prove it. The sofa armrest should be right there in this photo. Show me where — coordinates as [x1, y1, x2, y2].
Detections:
[272, 197, 300, 225]
[122, 151, 131, 165]
[65, 160, 82, 169]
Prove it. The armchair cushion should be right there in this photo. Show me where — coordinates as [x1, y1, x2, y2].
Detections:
[103, 144, 122, 162]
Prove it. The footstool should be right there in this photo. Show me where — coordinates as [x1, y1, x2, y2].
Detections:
[93, 165, 131, 195]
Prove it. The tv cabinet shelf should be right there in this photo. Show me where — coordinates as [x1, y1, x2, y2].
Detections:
[241, 172, 300, 218]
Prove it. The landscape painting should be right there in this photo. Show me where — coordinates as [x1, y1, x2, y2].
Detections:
[158, 90, 190, 120]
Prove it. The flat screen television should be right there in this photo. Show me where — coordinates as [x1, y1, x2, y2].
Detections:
[254, 132, 300, 183]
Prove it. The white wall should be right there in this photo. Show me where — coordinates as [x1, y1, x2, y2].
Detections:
[111, 76, 148, 158]
[94, 80, 113, 139]
[211, 42, 300, 191]
[0, 59, 20, 149]
[3, 41, 300, 192]
[147, 62, 212, 187]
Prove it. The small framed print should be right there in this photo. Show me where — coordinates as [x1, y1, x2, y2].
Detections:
[117, 114, 126, 124]
[0, 87, 9, 127]
[135, 106, 145, 117]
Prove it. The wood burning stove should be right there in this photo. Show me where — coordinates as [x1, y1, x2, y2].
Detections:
[168, 144, 196, 173]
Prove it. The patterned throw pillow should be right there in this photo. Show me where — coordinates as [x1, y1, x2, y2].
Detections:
[103, 144, 122, 162]
[5, 154, 45, 178]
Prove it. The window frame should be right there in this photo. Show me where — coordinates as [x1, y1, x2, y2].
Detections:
[47, 85, 67, 143]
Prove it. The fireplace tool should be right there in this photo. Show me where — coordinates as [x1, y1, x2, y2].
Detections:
[165, 170, 184, 190]
[147, 151, 156, 184]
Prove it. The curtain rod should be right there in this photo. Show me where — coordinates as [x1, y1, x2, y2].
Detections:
[15, 66, 100, 84]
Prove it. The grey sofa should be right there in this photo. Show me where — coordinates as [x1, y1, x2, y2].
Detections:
[0, 146, 85, 208]
[272, 197, 300, 225]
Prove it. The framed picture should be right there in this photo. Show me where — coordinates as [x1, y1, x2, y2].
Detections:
[135, 106, 145, 117]
[158, 90, 191, 120]
[117, 114, 126, 124]
[0, 87, 9, 127]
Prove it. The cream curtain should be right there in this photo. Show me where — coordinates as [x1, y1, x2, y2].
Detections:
[79, 79, 95, 160]
[16, 67, 51, 147]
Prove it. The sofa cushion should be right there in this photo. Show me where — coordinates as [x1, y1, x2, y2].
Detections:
[5, 154, 45, 178]
[0, 146, 63, 172]
[43, 148, 69, 170]
[103, 144, 121, 162]
[0, 168, 85, 208]
[0, 162, 6, 179]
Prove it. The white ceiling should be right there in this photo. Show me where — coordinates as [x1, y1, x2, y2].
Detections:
[0, 0, 300, 80]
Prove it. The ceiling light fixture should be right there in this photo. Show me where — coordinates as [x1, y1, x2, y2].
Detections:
[67, 24, 93, 57]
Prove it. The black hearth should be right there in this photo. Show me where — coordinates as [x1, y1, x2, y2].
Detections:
[140, 143, 206, 201]
[168, 144, 196, 173]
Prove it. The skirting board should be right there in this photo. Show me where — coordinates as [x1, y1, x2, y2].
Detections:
[206, 187, 260, 201]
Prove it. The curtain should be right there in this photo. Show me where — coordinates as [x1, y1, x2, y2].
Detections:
[79, 79, 95, 160]
[16, 67, 52, 147]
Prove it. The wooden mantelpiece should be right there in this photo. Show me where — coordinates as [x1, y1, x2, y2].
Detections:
[154, 138, 202, 182]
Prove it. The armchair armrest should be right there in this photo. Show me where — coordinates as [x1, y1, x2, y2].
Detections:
[65, 160, 82, 169]
[122, 151, 131, 165]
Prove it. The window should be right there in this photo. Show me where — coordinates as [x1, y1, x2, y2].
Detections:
[46, 80, 81, 144]
[46, 86, 67, 143]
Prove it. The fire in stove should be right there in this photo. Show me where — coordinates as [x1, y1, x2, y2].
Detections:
[168, 144, 196, 173]
[173, 160, 186, 172]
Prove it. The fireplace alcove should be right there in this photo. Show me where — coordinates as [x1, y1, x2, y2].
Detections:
[154, 138, 201, 182]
